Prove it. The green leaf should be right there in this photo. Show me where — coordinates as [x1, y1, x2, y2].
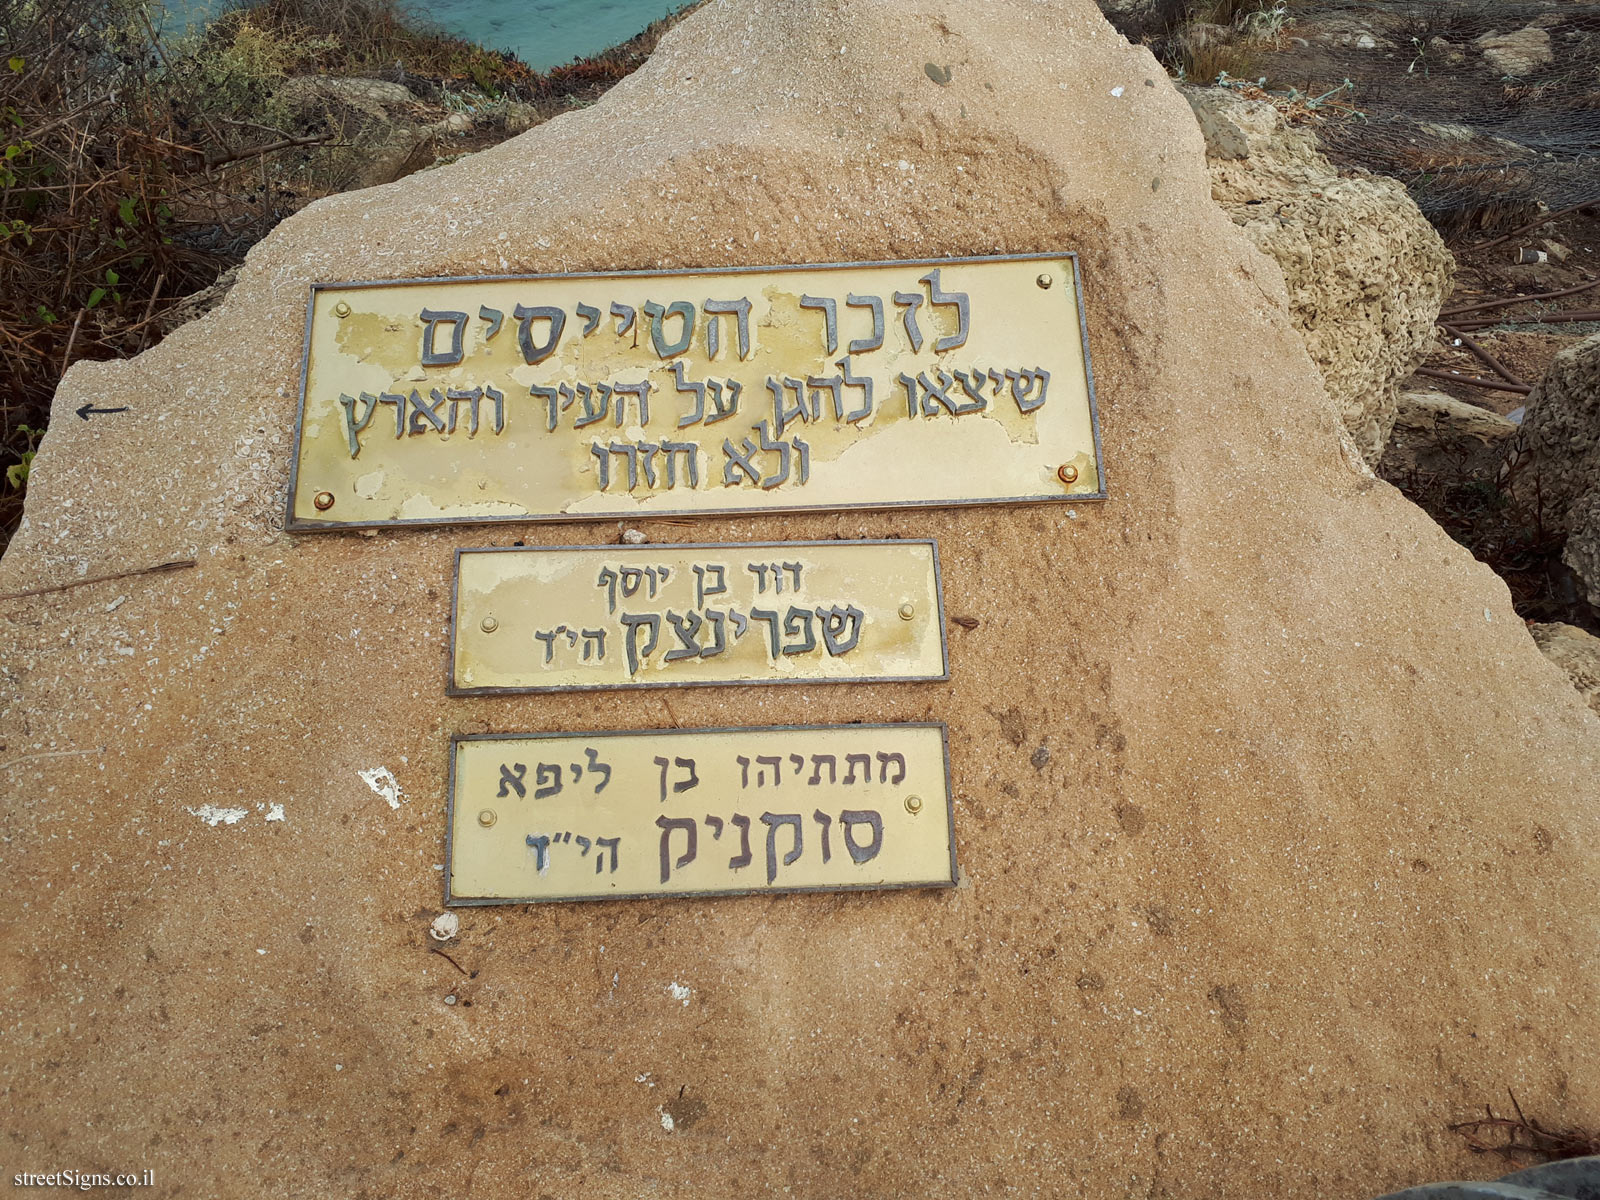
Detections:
[35, 305, 54, 323]
[86, 287, 106, 309]
[105, 269, 119, 285]
[7, 57, 23, 74]
[7, 450, 34, 490]
[118, 196, 136, 226]
[4, 144, 19, 159]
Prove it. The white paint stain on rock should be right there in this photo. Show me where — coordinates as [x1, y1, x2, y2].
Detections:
[667, 981, 691, 1007]
[429, 911, 460, 941]
[262, 802, 286, 822]
[188, 804, 249, 826]
[359, 766, 405, 809]
[659, 1108, 675, 1132]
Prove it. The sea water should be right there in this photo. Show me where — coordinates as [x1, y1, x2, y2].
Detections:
[426, 0, 680, 68]
[163, 0, 681, 72]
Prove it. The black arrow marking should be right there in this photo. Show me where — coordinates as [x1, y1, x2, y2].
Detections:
[76, 404, 129, 420]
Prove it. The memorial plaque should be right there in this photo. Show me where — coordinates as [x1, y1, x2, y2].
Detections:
[450, 539, 947, 694]
[286, 252, 1103, 529]
[446, 724, 955, 905]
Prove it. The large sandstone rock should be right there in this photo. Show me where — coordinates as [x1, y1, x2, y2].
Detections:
[3, 2, 1597, 1196]
[1191, 88, 1456, 463]
[1506, 331, 1600, 607]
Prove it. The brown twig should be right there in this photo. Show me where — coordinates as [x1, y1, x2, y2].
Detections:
[59, 308, 84, 375]
[1450, 1088, 1600, 1163]
[0, 558, 196, 603]
[1440, 278, 1600, 318]
[138, 273, 166, 349]
[202, 132, 332, 169]
[430, 948, 470, 976]
[1463, 198, 1600, 254]
[1414, 366, 1532, 395]
[1437, 323, 1526, 387]
[20, 93, 115, 143]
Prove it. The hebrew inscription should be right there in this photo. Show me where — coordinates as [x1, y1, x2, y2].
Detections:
[288, 254, 1102, 528]
[450, 540, 946, 693]
[447, 724, 955, 904]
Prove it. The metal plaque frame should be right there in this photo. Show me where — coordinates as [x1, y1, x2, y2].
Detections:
[445, 538, 950, 696]
[285, 251, 1105, 531]
[444, 722, 957, 907]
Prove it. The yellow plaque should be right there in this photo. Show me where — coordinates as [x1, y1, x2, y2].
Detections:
[446, 725, 955, 905]
[451, 539, 947, 694]
[287, 253, 1103, 529]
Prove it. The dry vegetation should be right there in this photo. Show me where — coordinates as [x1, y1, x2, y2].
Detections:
[0, 0, 696, 546]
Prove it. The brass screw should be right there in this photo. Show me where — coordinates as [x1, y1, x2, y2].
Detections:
[904, 795, 924, 815]
[333, 301, 351, 318]
[480, 616, 498, 634]
[477, 809, 496, 827]
[1057, 463, 1079, 485]
[313, 491, 335, 510]
[1036, 273, 1052, 289]
[898, 602, 915, 620]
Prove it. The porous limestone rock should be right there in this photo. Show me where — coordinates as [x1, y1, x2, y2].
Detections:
[1476, 27, 1554, 77]
[1530, 623, 1600, 717]
[1505, 331, 1600, 606]
[1191, 87, 1456, 463]
[3, 2, 1597, 1197]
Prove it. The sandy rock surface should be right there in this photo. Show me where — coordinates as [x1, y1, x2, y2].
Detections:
[1382, 388, 1518, 477]
[1530, 622, 1600, 716]
[1192, 87, 1455, 463]
[2, 1, 1598, 1197]
[1476, 27, 1554, 77]
[1507, 331, 1600, 606]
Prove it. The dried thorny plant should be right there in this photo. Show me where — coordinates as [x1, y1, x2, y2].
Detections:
[0, 0, 699, 550]
[1450, 1090, 1600, 1163]
[0, 0, 336, 543]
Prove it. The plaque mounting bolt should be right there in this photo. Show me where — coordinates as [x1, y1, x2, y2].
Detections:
[1036, 273, 1053, 289]
[904, 795, 924, 815]
[477, 809, 497, 827]
[480, 616, 498, 634]
[1057, 463, 1079, 485]
[898, 602, 915, 620]
[333, 301, 351, 317]
[313, 491, 335, 510]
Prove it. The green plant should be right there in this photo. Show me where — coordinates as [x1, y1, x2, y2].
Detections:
[6, 425, 41, 489]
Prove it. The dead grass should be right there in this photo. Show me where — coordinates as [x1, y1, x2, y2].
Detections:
[1181, 39, 1261, 84]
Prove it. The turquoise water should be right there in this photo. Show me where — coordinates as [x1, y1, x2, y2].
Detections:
[426, 0, 680, 68]
[164, 0, 681, 72]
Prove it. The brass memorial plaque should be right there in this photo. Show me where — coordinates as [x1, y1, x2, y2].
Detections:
[450, 539, 947, 694]
[287, 253, 1102, 529]
[446, 724, 956, 905]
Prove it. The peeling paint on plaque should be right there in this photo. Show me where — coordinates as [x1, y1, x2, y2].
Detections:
[287, 253, 1103, 529]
